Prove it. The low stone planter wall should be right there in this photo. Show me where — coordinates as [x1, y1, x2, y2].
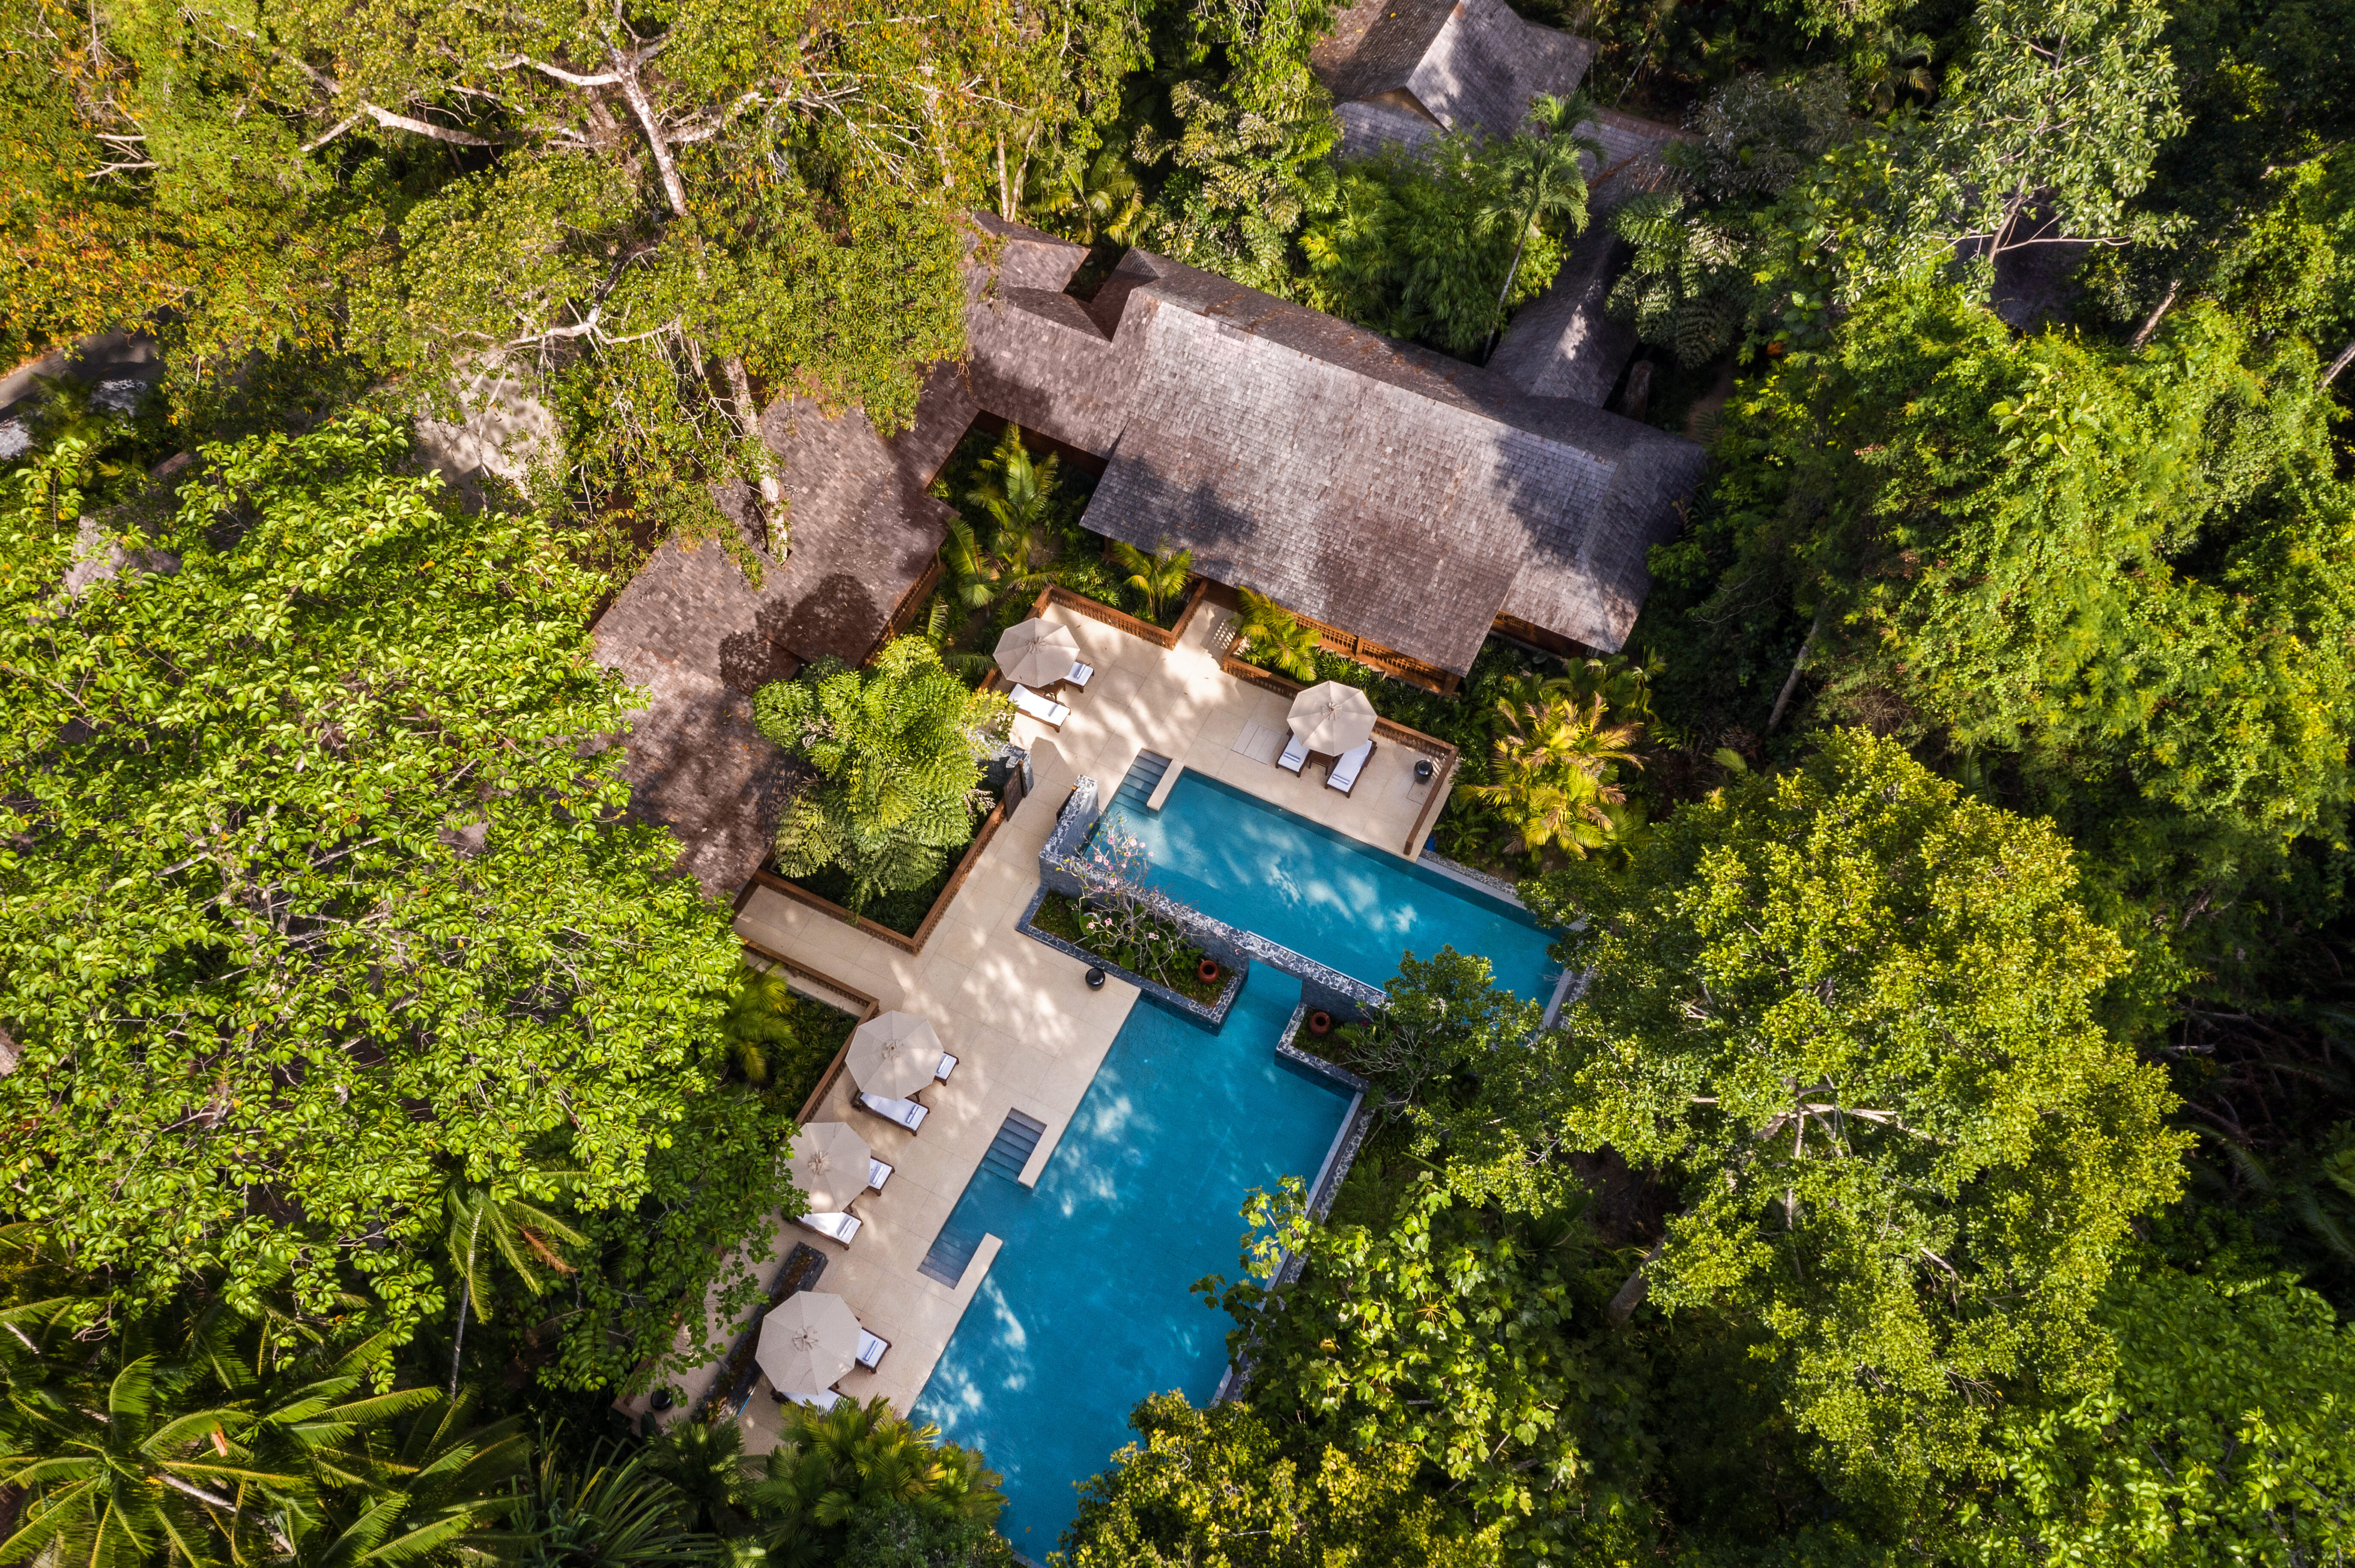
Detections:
[1015, 885, 1246, 1030]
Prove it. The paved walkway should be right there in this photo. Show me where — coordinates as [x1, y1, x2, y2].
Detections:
[625, 602, 1442, 1446]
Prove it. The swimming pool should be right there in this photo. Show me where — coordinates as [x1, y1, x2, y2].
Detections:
[1110, 769, 1560, 1001]
[910, 964, 1353, 1556]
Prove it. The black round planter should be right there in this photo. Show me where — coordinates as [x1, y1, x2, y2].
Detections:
[1307, 1009, 1334, 1036]
[1085, 966, 1107, 990]
[1414, 758, 1435, 783]
[648, 1387, 675, 1413]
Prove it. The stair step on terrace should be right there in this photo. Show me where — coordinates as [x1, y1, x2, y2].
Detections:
[916, 1222, 983, 1288]
[1108, 751, 1172, 816]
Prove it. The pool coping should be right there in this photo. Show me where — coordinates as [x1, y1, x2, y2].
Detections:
[1013, 884, 1246, 1029]
[1415, 848, 1529, 909]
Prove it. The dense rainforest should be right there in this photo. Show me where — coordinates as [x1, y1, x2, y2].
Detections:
[3, 0, 2353, 1558]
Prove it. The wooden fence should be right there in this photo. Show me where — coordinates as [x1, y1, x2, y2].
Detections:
[1026, 577, 1211, 651]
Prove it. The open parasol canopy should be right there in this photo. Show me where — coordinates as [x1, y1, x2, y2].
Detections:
[1287, 681, 1379, 754]
[785, 1122, 873, 1211]
[756, 1291, 860, 1395]
[993, 619, 1080, 689]
[846, 1011, 943, 1099]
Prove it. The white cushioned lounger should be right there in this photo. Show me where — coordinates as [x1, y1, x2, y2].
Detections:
[1009, 684, 1070, 727]
[934, 1051, 957, 1082]
[1326, 740, 1374, 796]
[867, 1157, 893, 1191]
[796, 1210, 860, 1244]
[856, 1091, 928, 1131]
[1065, 660, 1094, 688]
[774, 1386, 842, 1412]
[1277, 733, 1308, 773]
[857, 1330, 890, 1369]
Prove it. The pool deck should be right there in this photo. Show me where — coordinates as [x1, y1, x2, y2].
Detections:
[628, 601, 1442, 1448]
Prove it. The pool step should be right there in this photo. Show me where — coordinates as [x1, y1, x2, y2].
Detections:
[1107, 751, 1172, 819]
[916, 1220, 984, 1288]
[979, 1108, 1048, 1180]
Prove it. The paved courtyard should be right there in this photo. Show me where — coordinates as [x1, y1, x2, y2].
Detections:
[624, 600, 1445, 1446]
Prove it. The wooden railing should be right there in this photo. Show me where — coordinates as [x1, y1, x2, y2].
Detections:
[735, 940, 883, 1125]
[1027, 577, 1210, 650]
[749, 793, 1010, 956]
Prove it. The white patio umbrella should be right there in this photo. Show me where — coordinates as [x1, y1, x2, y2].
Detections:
[757, 1291, 860, 1396]
[1287, 681, 1379, 754]
[993, 619, 1080, 689]
[846, 1011, 943, 1099]
[785, 1122, 873, 1212]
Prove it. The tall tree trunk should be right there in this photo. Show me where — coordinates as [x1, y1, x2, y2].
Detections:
[1483, 188, 1541, 364]
[1607, 1240, 1666, 1327]
[2325, 338, 2355, 386]
[1767, 605, 1825, 731]
[448, 1279, 470, 1401]
[611, 48, 789, 555]
[2129, 278, 2180, 349]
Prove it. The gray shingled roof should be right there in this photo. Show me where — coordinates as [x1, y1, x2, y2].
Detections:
[1069, 247, 1703, 672]
[1313, 0, 1594, 142]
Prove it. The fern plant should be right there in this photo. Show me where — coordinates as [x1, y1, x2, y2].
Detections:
[1606, 191, 1750, 366]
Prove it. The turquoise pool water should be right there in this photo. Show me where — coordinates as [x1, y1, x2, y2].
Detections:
[910, 964, 1352, 1557]
[1111, 769, 1560, 1001]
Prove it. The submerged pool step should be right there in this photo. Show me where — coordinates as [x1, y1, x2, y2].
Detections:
[1107, 751, 1172, 819]
[916, 1222, 984, 1288]
[979, 1108, 1048, 1180]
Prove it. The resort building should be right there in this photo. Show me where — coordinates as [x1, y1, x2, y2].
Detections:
[594, 215, 1702, 894]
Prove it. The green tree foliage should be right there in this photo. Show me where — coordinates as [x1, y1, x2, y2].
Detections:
[1514, 731, 2189, 1496]
[0, 411, 741, 1335]
[842, 1503, 1012, 1568]
[752, 638, 1013, 917]
[1058, 1393, 1478, 1567]
[1302, 133, 1572, 359]
[0, 0, 1121, 554]
[1129, 0, 1340, 291]
[1958, 1267, 2355, 1565]
[1647, 277, 2355, 1005]
[1207, 1171, 1647, 1562]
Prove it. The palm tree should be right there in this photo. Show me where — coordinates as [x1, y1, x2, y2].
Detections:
[280, 1393, 529, 1568]
[1857, 27, 1938, 115]
[442, 1177, 587, 1399]
[1034, 145, 1143, 245]
[1481, 94, 1606, 361]
[1110, 538, 1194, 622]
[1464, 690, 1645, 856]
[741, 1398, 1002, 1566]
[645, 1418, 752, 1538]
[496, 1437, 712, 1568]
[1230, 590, 1323, 680]
[966, 428, 1062, 585]
[720, 960, 798, 1088]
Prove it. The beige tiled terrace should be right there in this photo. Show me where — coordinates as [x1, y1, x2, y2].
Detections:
[634, 599, 1444, 1448]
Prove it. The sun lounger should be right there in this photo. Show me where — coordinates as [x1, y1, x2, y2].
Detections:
[867, 1157, 893, 1192]
[773, 1385, 842, 1412]
[1277, 733, 1308, 774]
[857, 1092, 928, 1131]
[1010, 684, 1069, 728]
[1326, 739, 1375, 796]
[1064, 660, 1094, 689]
[796, 1210, 861, 1245]
[857, 1330, 890, 1370]
[934, 1051, 958, 1082]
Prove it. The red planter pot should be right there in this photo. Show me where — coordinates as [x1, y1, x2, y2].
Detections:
[1197, 958, 1222, 986]
[1307, 1010, 1333, 1036]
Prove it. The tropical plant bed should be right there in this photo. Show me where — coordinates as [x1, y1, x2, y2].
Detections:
[1031, 891, 1226, 1005]
[695, 1242, 829, 1420]
[771, 993, 858, 1115]
[779, 860, 956, 938]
